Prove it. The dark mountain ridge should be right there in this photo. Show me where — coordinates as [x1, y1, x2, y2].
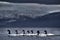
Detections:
[0, 12, 60, 28]
[0, 0, 60, 4]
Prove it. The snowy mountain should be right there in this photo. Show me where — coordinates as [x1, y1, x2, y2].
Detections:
[0, 2, 60, 28]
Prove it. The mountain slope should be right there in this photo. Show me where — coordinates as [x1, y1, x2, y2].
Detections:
[0, 12, 60, 28]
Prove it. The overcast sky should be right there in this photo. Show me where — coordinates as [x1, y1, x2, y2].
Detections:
[0, 0, 60, 4]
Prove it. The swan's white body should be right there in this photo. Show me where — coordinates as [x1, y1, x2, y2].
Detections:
[8, 33, 55, 37]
